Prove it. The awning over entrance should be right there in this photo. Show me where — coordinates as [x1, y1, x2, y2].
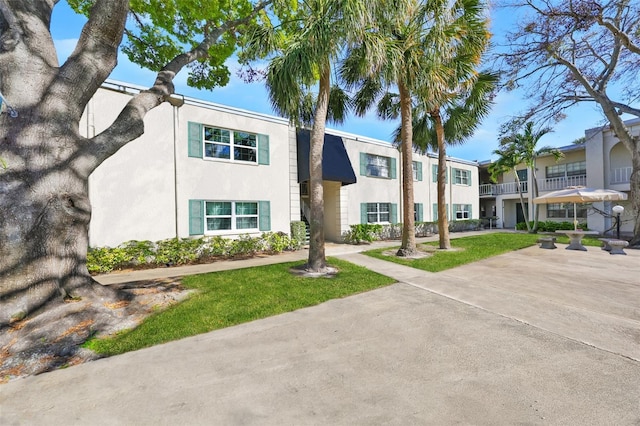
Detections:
[296, 129, 357, 186]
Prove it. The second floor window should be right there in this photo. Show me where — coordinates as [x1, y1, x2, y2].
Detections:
[204, 126, 257, 163]
[366, 154, 391, 178]
[453, 168, 471, 186]
[546, 161, 586, 179]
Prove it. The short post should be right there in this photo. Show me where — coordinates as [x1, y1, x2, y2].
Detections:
[612, 205, 624, 240]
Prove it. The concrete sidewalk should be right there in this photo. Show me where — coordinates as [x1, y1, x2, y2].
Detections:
[2, 234, 640, 424]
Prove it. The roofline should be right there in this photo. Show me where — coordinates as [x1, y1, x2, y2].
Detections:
[101, 79, 289, 126]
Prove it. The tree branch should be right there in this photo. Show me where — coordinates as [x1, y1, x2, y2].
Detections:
[0, 0, 24, 51]
[78, 0, 273, 172]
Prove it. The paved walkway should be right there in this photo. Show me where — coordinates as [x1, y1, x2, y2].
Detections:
[2, 232, 640, 425]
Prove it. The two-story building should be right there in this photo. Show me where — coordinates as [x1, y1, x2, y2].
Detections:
[86, 80, 480, 248]
[478, 118, 638, 236]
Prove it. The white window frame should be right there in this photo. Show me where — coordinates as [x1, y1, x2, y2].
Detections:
[412, 161, 419, 181]
[453, 168, 470, 186]
[454, 204, 471, 220]
[366, 202, 391, 224]
[205, 201, 259, 233]
[203, 126, 258, 164]
[366, 154, 390, 178]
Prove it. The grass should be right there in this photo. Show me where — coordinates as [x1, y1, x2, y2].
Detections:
[364, 232, 603, 273]
[85, 257, 395, 356]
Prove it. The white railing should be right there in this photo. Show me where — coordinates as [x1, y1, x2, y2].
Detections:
[538, 175, 587, 192]
[479, 184, 495, 196]
[479, 182, 528, 196]
[611, 167, 632, 184]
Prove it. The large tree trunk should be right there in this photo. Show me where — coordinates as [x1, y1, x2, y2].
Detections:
[629, 149, 640, 247]
[434, 111, 450, 249]
[0, 1, 130, 326]
[306, 64, 331, 271]
[0, 128, 118, 326]
[397, 80, 416, 256]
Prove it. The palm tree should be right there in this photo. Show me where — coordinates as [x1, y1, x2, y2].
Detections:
[343, 0, 491, 253]
[491, 122, 562, 233]
[243, 0, 363, 272]
[412, 72, 498, 249]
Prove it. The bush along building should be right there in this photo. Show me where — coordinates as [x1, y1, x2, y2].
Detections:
[85, 80, 480, 250]
[478, 118, 638, 236]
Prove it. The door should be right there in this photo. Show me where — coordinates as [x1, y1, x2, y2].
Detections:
[516, 202, 529, 225]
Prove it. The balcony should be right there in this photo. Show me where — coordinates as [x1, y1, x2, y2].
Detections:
[537, 175, 587, 192]
[479, 181, 528, 197]
[611, 167, 632, 184]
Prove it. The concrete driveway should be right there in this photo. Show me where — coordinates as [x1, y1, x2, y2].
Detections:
[1, 243, 639, 425]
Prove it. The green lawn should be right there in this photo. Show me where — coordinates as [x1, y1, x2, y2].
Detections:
[364, 232, 603, 272]
[85, 257, 395, 356]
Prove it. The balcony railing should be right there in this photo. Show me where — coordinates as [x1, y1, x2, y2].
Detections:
[479, 181, 528, 196]
[537, 175, 587, 192]
[611, 167, 632, 184]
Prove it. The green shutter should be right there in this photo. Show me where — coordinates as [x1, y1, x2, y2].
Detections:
[259, 201, 271, 231]
[188, 122, 203, 158]
[360, 153, 367, 176]
[258, 134, 270, 165]
[390, 203, 398, 224]
[416, 203, 423, 222]
[432, 165, 438, 183]
[390, 158, 397, 179]
[360, 203, 368, 224]
[433, 204, 438, 221]
[469, 204, 473, 219]
[467, 170, 472, 186]
[189, 200, 204, 235]
[416, 161, 423, 181]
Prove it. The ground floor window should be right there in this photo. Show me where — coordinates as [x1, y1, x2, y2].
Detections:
[546, 203, 587, 219]
[453, 204, 472, 220]
[205, 201, 258, 231]
[367, 202, 390, 223]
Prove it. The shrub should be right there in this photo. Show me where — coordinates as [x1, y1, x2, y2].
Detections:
[228, 234, 262, 257]
[87, 246, 129, 274]
[344, 224, 383, 244]
[120, 240, 155, 265]
[262, 231, 293, 253]
[290, 221, 307, 249]
[155, 238, 202, 265]
[516, 221, 588, 232]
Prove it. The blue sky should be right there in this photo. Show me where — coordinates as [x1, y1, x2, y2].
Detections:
[51, 1, 615, 163]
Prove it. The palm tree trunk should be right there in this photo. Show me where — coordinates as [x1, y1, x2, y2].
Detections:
[514, 172, 531, 232]
[531, 164, 540, 233]
[396, 80, 417, 256]
[433, 110, 451, 249]
[306, 63, 331, 271]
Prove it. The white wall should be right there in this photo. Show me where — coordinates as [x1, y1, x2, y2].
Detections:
[86, 89, 177, 247]
[174, 102, 291, 240]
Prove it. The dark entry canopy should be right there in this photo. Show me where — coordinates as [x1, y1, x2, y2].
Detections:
[296, 129, 357, 185]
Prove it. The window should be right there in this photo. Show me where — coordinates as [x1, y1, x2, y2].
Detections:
[188, 122, 269, 165]
[412, 161, 423, 181]
[546, 161, 586, 179]
[453, 204, 472, 220]
[432, 203, 449, 221]
[453, 168, 471, 186]
[204, 126, 257, 163]
[365, 154, 391, 178]
[432, 165, 448, 183]
[205, 201, 258, 231]
[367, 203, 390, 223]
[414, 203, 424, 222]
[546, 203, 587, 219]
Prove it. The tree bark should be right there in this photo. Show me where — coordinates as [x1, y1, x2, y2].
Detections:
[433, 110, 451, 249]
[306, 63, 331, 271]
[397, 80, 416, 256]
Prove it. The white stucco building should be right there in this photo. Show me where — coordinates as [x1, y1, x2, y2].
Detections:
[478, 118, 638, 236]
[85, 81, 481, 247]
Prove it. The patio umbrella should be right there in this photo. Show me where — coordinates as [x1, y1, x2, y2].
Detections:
[533, 186, 628, 230]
